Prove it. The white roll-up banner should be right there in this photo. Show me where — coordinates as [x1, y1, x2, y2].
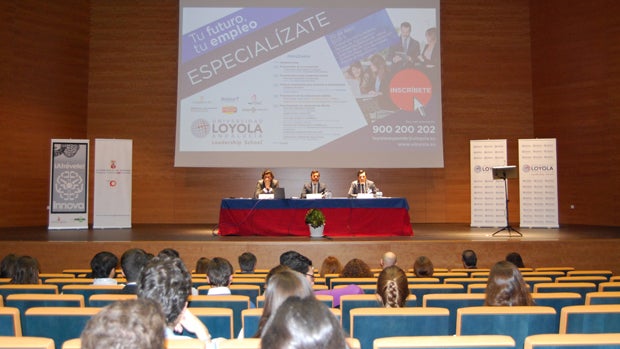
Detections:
[470, 139, 507, 227]
[48, 139, 89, 230]
[93, 139, 133, 229]
[519, 138, 559, 228]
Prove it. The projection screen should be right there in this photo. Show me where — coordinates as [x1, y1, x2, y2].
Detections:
[176, 0, 442, 168]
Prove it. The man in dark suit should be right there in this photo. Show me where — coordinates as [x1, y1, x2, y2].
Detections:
[387, 21, 421, 70]
[348, 169, 379, 197]
[300, 170, 328, 198]
[120, 248, 149, 294]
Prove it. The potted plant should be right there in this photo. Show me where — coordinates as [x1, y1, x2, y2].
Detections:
[305, 208, 326, 238]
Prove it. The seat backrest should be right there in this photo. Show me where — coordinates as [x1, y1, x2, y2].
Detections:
[444, 278, 489, 288]
[340, 294, 383, 334]
[330, 277, 377, 289]
[218, 338, 261, 349]
[585, 291, 620, 305]
[523, 277, 553, 290]
[165, 339, 208, 349]
[61, 285, 124, 304]
[531, 292, 583, 323]
[456, 306, 558, 349]
[556, 276, 608, 287]
[44, 278, 95, 292]
[468, 283, 488, 294]
[566, 270, 613, 280]
[409, 284, 465, 306]
[431, 272, 468, 283]
[423, 293, 485, 334]
[188, 295, 250, 336]
[62, 338, 81, 349]
[0, 336, 54, 349]
[0, 284, 58, 299]
[534, 267, 574, 274]
[373, 334, 516, 349]
[351, 307, 450, 349]
[6, 293, 85, 325]
[24, 306, 101, 348]
[187, 307, 234, 339]
[559, 304, 620, 334]
[533, 282, 597, 301]
[0, 307, 21, 336]
[241, 308, 263, 338]
[197, 284, 261, 305]
[598, 282, 620, 292]
[524, 333, 620, 349]
[407, 277, 440, 284]
[88, 293, 137, 307]
[522, 272, 566, 282]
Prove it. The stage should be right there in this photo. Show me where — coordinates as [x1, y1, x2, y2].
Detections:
[1, 224, 619, 274]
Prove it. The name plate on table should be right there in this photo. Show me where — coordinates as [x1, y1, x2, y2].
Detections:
[258, 194, 274, 199]
[305, 193, 323, 200]
[356, 193, 375, 199]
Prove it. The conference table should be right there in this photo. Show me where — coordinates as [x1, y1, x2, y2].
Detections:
[218, 197, 413, 237]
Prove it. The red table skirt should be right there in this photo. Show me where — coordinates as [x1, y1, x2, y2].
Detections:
[218, 198, 413, 237]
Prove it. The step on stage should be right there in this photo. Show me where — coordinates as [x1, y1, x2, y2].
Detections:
[1, 224, 619, 274]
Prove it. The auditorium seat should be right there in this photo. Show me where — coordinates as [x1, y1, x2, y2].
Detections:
[534, 267, 575, 274]
[456, 306, 558, 349]
[63, 338, 208, 349]
[197, 284, 261, 305]
[88, 293, 137, 307]
[467, 283, 487, 294]
[0, 336, 54, 349]
[470, 271, 490, 279]
[0, 278, 10, 284]
[611, 276, 620, 282]
[38, 273, 75, 282]
[422, 293, 485, 334]
[0, 284, 58, 299]
[444, 278, 489, 289]
[556, 276, 608, 287]
[566, 270, 613, 280]
[409, 284, 465, 306]
[23, 306, 101, 348]
[61, 269, 92, 277]
[255, 294, 333, 308]
[61, 285, 124, 305]
[241, 307, 342, 339]
[406, 277, 440, 284]
[522, 271, 566, 282]
[330, 277, 377, 289]
[187, 295, 250, 336]
[598, 282, 620, 292]
[0, 307, 21, 336]
[533, 282, 597, 301]
[449, 268, 490, 275]
[531, 292, 583, 323]
[217, 337, 361, 349]
[559, 304, 620, 334]
[313, 284, 329, 291]
[191, 278, 210, 288]
[340, 294, 417, 333]
[523, 333, 620, 349]
[188, 307, 234, 339]
[6, 293, 85, 324]
[523, 277, 553, 290]
[585, 292, 620, 305]
[351, 307, 450, 349]
[431, 272, 468, 283]
[44, 278, 95, 292]
[373, 334, 516, 349]
[231, 278, 266, 292]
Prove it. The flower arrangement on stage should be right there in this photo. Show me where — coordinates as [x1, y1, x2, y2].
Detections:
[304, 208, 326, 228]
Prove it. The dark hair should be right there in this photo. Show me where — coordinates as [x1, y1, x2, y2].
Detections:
[340, 258, 373, 278]
[90, 251, 119, 279]
[121, 248, 148, 282]
[11, 255, 40, 284]
[462, 249, 478, 268]
[195, 257, 210, 274]
[280, 251, 313, 275]
[238, 252, 257, 273]
[413, 256, 434, 277]
[0, 254, 18, 278]
[261, 296, 348, 349]
[262, 169, 274, 179]
[401, 21, 412, 30]
[206, 257, 234, 287]
[158, 248, 179, 258]
[137, 256, 191, 326]
[81, 299, 165, 349]
[377, 266, 409, 308]
[505, 252, 525, 268]
[484, 260, 534, 306]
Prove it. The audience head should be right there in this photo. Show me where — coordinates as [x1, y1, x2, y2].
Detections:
[376, 266, 409, 308]
[319, 256, 343, 277]
[137, 255, 192, 327]
[121, 248, 148, 283]
[280, 251, 314, 284]
[206, 257, 234, 287]
[256, 268, 315, 337]
[505, 252, 525, 268]
[238, 252, 257, 273]
[462, 249, 478, 269]
[194, 257, 210, 274]
[380, 251, 397, 269]
[0, 254, 18, 278]
[485, 260, 534, 306]
[11, 255, 40, 284]
[413, 256, 434, 277]
[158, 248, 180, 259]
[341, 258, 373, 278]
[80, 299, 166, 349]
[90, 251, 119, 279]
[261, 296, 348, 349]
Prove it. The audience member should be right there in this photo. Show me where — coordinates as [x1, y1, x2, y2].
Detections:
[505, 252, 525, 268]
[462, 249, 478, 269]
[80, 299, 166, 349]
[158, 248, 180, 259]
[137, 255, 212, 344]
[341, 258, 373, 277]
[261, 296, 348, 349]
[120, 248, 149, 294]
[195, 257, 210, 274]
[11, 255, 40, 284]
[319, 256, 343, 277]
[376, 266, 409, 308]
[90, 251, 119, 285]
[413, 256, 434, 277]
[205, 257, 234, 295]
[238, 252, 257, 273]
[484, 260, 534, 306]
[0, 253, 18, 278]
[380, 251, 397, 269]
[254, 267, 314, 338]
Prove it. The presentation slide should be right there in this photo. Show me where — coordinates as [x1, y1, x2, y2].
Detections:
[176, 0, 442, 168]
